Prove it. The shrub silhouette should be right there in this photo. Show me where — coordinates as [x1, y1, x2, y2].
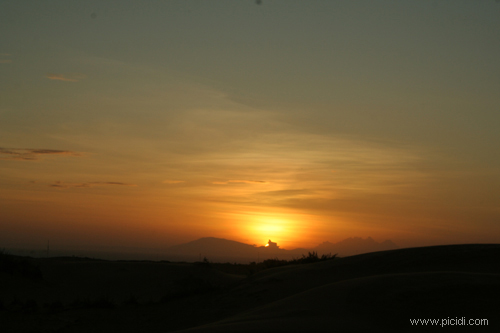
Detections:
[289, 251, 337, 265]
[262, 258, 288, 269]
[194, 256, 212, 268]
[210, 252, 337, 276]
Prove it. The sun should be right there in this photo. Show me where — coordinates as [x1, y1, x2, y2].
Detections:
[249, 217, 290, 246]
[226, 209, 317, 249]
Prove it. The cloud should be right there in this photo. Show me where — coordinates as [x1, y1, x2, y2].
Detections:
[0, 148, 82, 161]
[163, 180, 185, 184]
[212, 180, 268, 185]
[49, 181, 136, 189]
[256, 189, 313, 197]
[46, 73, 86, 82]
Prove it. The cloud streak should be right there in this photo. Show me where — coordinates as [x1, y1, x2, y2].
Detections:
[0, 148, 82, 161]
[212, 180, 268, 185]
[46, 73, 86, 82]
[49, 181, 136, 189]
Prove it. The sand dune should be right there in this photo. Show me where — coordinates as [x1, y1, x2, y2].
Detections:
[180, 271, 500, 332]
[0, 258, 242, 306]
[2, 244, 500, 332]
[176, 244, 500, 332]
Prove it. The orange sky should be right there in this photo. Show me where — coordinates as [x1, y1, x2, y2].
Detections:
[1, 1, 500, 255]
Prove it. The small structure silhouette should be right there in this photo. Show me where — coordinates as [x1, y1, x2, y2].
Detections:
[267, 239, 279, 249]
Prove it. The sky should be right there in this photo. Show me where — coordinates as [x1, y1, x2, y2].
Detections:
[1, 0, 500, 255]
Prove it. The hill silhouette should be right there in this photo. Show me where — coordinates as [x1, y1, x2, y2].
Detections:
[166, 236, 398, 263]
[313, 237, 398, 257]
[2, 244, 499, 332]
[175, 244, 500, 332]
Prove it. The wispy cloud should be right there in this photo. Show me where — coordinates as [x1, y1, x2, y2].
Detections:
[163, 180, 185, 184]
[0, 148, 82, 161]
[255, 189, 313, 198]
[46, 73, 86, 82]
[49, 181, 136, 189]
[212, 180, 268, 185]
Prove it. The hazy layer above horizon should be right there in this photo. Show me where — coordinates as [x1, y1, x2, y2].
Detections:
[1, 0, 499, 254]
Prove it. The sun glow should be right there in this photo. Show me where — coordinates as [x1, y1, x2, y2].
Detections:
[219, 209, 321, 249]
[242, 211, 307, 248]
[254, 220, 286, 234]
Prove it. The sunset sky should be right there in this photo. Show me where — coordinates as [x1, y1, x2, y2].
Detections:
[1, 0, 499, 255]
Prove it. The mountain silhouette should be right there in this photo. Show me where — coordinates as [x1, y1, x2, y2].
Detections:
[168, 237, 260, 256]
[166, 236, 397, 263]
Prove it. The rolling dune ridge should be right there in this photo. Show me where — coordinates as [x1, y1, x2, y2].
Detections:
[1, 244, 499, 332]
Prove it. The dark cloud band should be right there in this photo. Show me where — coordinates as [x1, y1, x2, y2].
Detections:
[0, 148, 81, 161]
[49, 181, 136, 189]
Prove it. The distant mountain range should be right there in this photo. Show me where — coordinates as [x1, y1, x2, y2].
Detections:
[166, 237, 398, 263]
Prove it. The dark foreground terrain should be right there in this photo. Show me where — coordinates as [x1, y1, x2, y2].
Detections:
[1, 244, 499, 332]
